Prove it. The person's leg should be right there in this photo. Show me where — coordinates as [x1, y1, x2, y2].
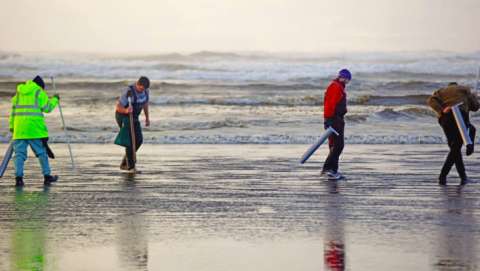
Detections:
[467, 123, 476, 156]
[329, 121, 345, 173]
[330, 138, 344, 173]
[13, 140, 28, 178]
[441, 135, 466, 180]
[451, 113, 468, 180]
[439, 113, 457, 183]
[134, 120, 143, 152]
[469, 124, 476, 142]
[440, 149, 455, 179]
[126, 146, 134, 169]
[322, 140, 335, 173]
[439, 112, 466, 182]
[29, 139, 51, 176]
[451, 142, 467, 180]
[116, 113, 130, 168]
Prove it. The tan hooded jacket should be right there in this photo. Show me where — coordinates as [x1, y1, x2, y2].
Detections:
[427, 84, 480, 118]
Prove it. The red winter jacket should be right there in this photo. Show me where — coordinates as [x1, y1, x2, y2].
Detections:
[324, 79, 347, 119]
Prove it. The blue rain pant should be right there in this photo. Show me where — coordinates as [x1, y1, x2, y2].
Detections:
[14, 139, 51, 177]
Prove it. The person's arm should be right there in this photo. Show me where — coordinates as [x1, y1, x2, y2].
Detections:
[467, 88, 480, 112]
[116, 99, 132, 114]
[427, 90, 444, 117]
[143, 103, 150, 127]
[38, 91, 59, 113]
[116, 90, 132, 115]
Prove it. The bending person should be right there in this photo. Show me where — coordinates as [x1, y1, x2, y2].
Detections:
[427, 82, 479, 185]
[115, 76, 150, 171]
[322, 69, 351, 180]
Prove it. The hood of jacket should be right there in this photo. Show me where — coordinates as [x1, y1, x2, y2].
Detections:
[16, 80, 41, 95]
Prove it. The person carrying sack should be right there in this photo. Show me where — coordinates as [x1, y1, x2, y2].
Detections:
[9, 75, 59, 187]
[427, 82, 479, 185]
[115, 76, 150, 171]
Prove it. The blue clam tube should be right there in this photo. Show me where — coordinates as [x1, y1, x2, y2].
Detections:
[0, 141, 14, 178]
[451, 103, 473, 146]
[300, 127, 339, 164]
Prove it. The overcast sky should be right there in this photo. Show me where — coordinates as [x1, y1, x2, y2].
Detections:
[0, 0, 478, 53]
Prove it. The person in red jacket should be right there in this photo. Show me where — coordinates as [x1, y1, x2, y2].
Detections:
[322, 69, 351, 180]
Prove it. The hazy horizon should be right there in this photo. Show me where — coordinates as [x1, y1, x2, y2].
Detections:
[2, 49, 480, 57]
[1, 0, 479, 54]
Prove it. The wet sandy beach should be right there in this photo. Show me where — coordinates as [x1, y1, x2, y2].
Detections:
[0, 144, 479, 270]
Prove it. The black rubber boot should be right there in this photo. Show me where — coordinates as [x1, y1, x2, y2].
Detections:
[15, 176, 24, 187]
[460, 178, 471, 186]
[44, 175, 58, 186]
[438, 175, 447, 186]
[466, 144, 474, 156]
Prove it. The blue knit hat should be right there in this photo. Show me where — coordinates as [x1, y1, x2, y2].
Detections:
[338, 69, 352, 80]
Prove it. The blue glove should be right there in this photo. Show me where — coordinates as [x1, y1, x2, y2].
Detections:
[324, 118, 334, 129]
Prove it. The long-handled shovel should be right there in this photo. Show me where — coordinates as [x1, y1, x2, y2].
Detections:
[51, 77, 75, 170]
[128, 97, 136, 172]
[0, 137, 14, 178]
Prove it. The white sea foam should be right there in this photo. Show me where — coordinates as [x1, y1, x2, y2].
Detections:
[1, 52, 478, 83]
[1, 51, 478, 145]
[26, 133, 448, 145]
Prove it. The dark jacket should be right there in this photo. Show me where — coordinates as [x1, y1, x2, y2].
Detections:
[427, 85, 479, 118]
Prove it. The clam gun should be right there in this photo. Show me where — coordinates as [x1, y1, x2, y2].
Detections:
[451, 103, 473, 146]
[300, 127, 339, 164]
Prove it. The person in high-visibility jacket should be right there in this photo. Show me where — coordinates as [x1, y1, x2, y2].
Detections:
[9, 75, 59, 187]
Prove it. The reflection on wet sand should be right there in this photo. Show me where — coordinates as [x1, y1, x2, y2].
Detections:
[11, 187, 51, 271]
[0, 144, 479, 270]
[434, 187, 478, 270]
[116, 174, 149, 271]
[324, 181, 346, 271]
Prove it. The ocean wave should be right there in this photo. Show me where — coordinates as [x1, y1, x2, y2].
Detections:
[353, 95, 430, 106]
[344, 114, 369, 122]
[398, 107, 437, 117]
[120, 51, 246, 61]
[0, 78, 454, 97]
[355, 70, 477, 80]
[150, 95, 433, 107]
[1, 51, 479, 83]
[149, 63, 226, 72]
[0, 79, 438, 108]
[378, 80, 443, 91]
[0, 52, 21, 60]
[149, 95, 324, 106]
[107, 51, 480, 63]
[370, 107, 436, 120]
[64, 119, 253, 132]
[0, 80, 320, 91]
[0, 90, 12, 97]
[373, 108, 415, 120]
